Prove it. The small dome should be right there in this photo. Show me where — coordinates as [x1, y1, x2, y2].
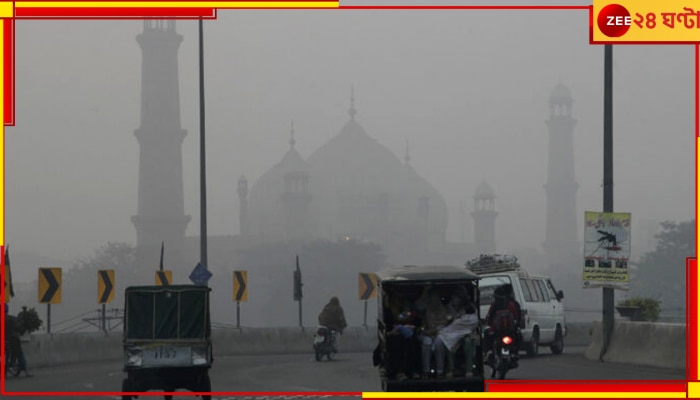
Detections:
[475, 181, 495, 199]
[550, 82, 572, 103]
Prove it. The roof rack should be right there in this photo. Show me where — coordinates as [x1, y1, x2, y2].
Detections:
[466, 254, 521, 275]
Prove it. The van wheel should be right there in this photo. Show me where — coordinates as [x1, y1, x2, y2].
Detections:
[526, 329, 539, 357]
[550, 326, 564, 355]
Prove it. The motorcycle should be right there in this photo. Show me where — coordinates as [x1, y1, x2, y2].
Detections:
[487, 331, 519, 380]
[313, 326, 337, 361]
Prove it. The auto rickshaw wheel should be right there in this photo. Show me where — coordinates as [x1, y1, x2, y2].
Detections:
[199, 372, 211, 400]
[122, 378, 137, 400]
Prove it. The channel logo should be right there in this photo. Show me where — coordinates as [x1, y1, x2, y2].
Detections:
[597, 4, 631, 38]
[591, 0, 700, 44]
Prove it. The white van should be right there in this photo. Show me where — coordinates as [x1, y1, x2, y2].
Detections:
[467, 255, 567, 356]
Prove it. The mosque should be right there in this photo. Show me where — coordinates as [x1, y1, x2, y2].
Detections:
[130, 21, 580, 326]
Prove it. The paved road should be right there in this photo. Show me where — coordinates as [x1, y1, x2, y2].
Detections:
[3, 347, 686, 399]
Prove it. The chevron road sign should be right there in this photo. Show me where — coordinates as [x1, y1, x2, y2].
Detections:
[358, 272, 377, 300]
[156, 270, 172, 286]
[233, 270, 248, 302]
[38, 267, 62, 304]
[98, 270, 115, 304]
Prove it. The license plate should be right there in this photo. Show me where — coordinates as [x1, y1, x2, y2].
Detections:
[501, 348, 510, 355]
[313, 336, 325, 345]
[142, 345, 192, 366]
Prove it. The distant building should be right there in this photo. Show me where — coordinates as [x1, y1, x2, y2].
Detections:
[542, 82, 580, 272]
[246, 90, 462, 266]
[131, 20, 191, 272]
[472, 181, 497, 254]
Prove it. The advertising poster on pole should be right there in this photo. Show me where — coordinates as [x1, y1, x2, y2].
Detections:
[583, 211, 631, 290]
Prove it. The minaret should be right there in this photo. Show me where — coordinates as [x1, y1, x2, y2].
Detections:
[542, 82, 579, 270]
[472, 181, 497, 254]
[238, 175, 250, 237]
[280, 122, 312, 240]
[131, 20, 191, 272]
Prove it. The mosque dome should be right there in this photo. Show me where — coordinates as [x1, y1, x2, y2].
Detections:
[246, 92, 449, 262]
[307, 95, 448, 249]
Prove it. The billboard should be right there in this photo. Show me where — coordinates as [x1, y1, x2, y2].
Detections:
[583, 211, 631, 290]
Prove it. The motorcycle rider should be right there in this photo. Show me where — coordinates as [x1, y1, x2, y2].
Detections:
[484, 284, 522, 365]
[4, 304, 31, 377]
[318, 296, 348, 352]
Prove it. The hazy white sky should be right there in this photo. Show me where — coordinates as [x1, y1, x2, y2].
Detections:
[6, 3, 695, 277]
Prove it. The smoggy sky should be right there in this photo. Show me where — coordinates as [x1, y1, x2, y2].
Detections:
[5, 1, 695, 282]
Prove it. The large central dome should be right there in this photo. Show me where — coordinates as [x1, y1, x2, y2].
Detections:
[247, 95, 448, 264]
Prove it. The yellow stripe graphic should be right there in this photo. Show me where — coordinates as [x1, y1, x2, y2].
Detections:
[16, 1, 338, 8]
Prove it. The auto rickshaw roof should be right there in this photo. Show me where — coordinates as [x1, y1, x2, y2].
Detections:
[376, 265, 480, 282]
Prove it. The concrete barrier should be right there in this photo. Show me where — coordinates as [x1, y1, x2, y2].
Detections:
[23, 326, 378, 369]
[564, 322, 593, 346]
[585, 320, 685, 370]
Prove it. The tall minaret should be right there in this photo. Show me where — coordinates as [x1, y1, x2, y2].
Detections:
[542, 82, 579, 271]
[131, 20, 191, 272]
[472, 181, 497, 254]
[238, 175, 250, 236]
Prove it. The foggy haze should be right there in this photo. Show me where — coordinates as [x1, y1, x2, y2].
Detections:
[5, 4, 694, 316]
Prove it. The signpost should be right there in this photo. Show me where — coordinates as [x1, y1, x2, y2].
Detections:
[233, 270, 247, 328]
[98, 269, 115, 333]
[190, 262, 213, 286]
[358, 272, 377, 327]
[583, 211, 631, 290]
[156, 270, 172, 286]
[38, 267, 62, 334]
[156, 242, 172, 286]
[293, 256, 303, 330]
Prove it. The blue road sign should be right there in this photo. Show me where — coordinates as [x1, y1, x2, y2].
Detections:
[189, 262, 212, 286]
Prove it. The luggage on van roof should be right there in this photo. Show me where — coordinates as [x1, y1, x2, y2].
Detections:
[466, 254, 521, 275]
[377, 265, 480, 282]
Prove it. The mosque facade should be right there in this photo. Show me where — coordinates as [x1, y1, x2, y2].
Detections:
[243, 93, 487, 267]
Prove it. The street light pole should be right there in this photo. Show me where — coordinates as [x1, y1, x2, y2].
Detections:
[199, 18, 208, 269]
[601, 43, 614, 360]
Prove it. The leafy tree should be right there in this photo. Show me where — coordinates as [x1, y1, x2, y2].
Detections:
[631, 220, 694, 314]
[73, 242, 137, 275]
[16, 306, 43, 334]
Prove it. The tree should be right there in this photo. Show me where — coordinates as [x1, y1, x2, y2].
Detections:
[631, 220, 694, 314]
[73, 242, 137, 274]
[16, 306, 43, 334]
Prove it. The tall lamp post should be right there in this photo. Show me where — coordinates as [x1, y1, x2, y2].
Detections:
[199, 18, 208, 270]
[601, 43, 614, 359]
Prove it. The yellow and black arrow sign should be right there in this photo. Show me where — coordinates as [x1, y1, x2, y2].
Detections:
[156, 270, 172, 286]
[233, 270, 248, 302]
[38, 267, 62, 304]
[98, 270, 115, 304]
[358, 272, 377, 300]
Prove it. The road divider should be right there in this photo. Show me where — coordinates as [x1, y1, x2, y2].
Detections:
[585, 320, 685, 370]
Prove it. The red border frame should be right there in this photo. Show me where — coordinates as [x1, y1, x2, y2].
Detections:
[0, 2, 696, 398]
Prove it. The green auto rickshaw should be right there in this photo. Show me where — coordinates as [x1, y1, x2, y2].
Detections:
[121, 285, 213, 400]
